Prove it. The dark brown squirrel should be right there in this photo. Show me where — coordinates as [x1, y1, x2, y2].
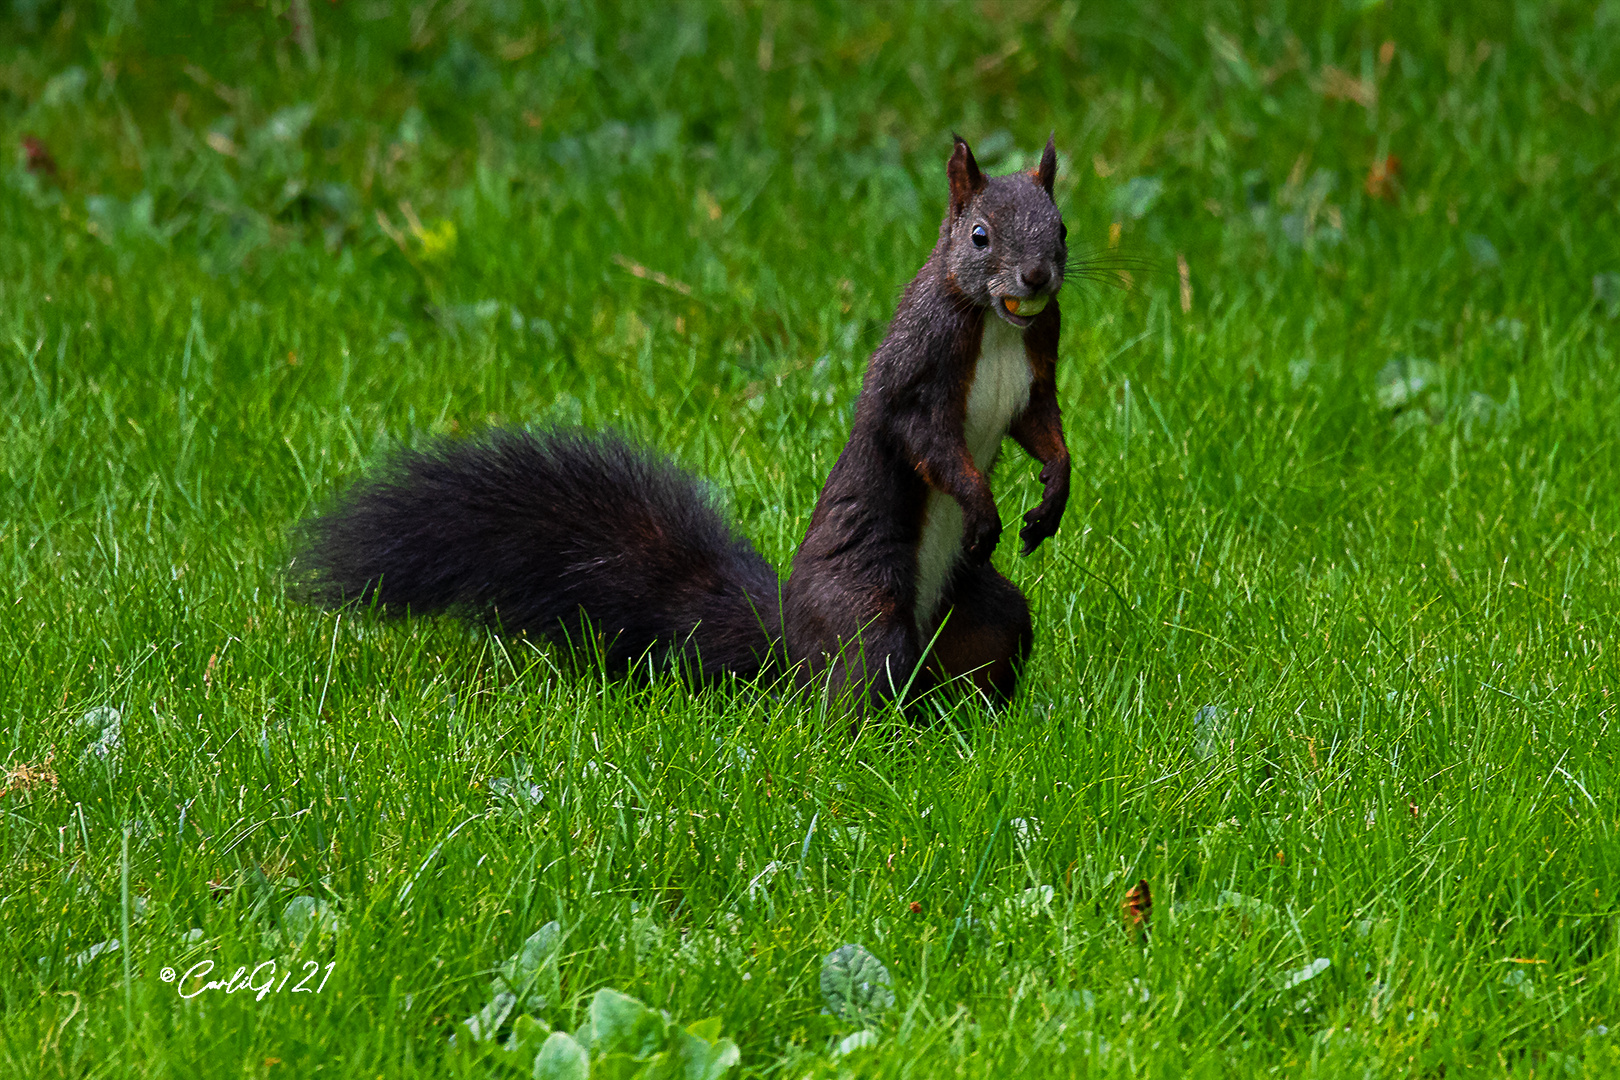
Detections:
[293, 135, 1071, 715]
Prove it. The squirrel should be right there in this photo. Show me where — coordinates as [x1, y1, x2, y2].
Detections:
[294, 134, 1071, 715]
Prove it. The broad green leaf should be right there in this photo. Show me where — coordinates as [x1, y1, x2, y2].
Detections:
[833, 1030, 880, 1058]
[533, 1031, 590, 1080]
[673, 1028, 740, 1079]
[462, 991, 517, 1044]
[280, 895, 342, 945]
[684, 1016, 723, 1043]
[498, 920, 563, 1011]
[510, 1014, 554, 1056]
[819, 944, 895, 1023]
[588, 988, 667, 1057]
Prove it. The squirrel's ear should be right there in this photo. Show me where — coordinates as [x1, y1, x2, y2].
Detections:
[947, 134, 985, 216]
[1034, 134, 1057, 198]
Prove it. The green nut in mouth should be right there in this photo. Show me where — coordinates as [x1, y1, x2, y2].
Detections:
[1001, 294, 1049, 318]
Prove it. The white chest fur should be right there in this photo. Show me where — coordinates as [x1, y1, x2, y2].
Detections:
[913, 317, 1033, 630]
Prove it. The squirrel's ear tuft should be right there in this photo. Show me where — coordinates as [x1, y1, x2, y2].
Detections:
[1035, 134, 1057, 197]
[948, 134, 986, 216]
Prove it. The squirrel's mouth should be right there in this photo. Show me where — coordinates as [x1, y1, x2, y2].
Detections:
[994, 293, 1049, 328]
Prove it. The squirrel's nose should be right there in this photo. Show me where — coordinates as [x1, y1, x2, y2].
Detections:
[1020, 262, 1052, 292]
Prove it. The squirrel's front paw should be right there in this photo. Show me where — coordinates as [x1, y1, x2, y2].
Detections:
[1018, 486, 1069, 555]
[1018, 507, 1058, 556]
[1019, 457, 1070, 555]
[964, 508, 1003, 563]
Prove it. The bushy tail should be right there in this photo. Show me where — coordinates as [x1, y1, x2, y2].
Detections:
[292, 428, 783, 680]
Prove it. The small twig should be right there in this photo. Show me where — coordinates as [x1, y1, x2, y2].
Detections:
[611, 254, 694, 296]
[182, 63, 242, 108]
[397, 199, 425, 237]
[287, 0, 319, 68]
[375, 209, 408, 252]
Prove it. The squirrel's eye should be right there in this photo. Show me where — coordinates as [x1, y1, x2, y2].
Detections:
[1059, 222, 1068, 242]
[971, 224, 989, 248]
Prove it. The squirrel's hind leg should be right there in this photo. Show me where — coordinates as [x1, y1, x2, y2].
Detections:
[787, 595, 933, 719]
[928, 563, 1032, 704]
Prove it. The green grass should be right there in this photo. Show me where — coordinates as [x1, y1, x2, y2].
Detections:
[4, 0, 1620, 1075]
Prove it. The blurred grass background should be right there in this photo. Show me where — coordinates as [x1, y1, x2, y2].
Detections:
[3, 1, 1620, 1076]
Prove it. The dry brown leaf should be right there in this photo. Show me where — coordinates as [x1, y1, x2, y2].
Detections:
[1366, 155, 1402, 202]
[22, 135, 58, 177]
[1319, 65, 1376, 108]
[2, 751, 57, 798]
[1123, 878, 1152, 940]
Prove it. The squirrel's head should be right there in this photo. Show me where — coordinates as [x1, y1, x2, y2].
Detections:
[941, 134, 1066, 329]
